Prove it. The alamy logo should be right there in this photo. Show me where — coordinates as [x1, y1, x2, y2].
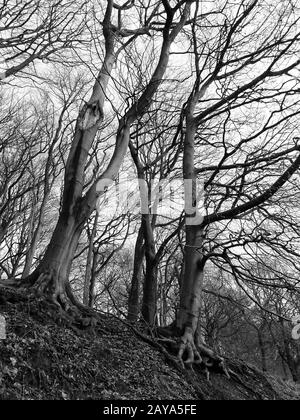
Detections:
[292, 316, 300, 341]
[0, 315, 6, 340]
[96, 176, 205, 226]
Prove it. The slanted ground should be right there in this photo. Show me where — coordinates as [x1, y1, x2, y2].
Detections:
[0, 287, 299, 400]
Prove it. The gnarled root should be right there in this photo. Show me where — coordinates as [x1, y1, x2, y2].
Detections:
[157, 326, 230, 380]
[1, 270, 98, 330]
[34, 272, 98, 329]
[30, 270, 81, 318]
[178, 327, 203, 368]
[196, 341, 230, 380]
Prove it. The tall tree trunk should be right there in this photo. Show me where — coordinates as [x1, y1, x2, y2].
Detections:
[127, 225, 145, 322]
[129, 142, 158, 326]
[25, 103, 104, 304]
[257, 329, 268, 372]
[23, 0, 116, 306]
[177, 225, 204, 333]
[88, 250, 98, 308]
[83, 212, 98, 306]
[280, 319, 299, 382]
[141, 214, 158, 326]
[175, 113, 208, 365]
[172, 92, 225, 370]
[159, 275, 168, 327]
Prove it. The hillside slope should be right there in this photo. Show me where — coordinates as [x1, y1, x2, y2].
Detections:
[0, 288, 299, 401]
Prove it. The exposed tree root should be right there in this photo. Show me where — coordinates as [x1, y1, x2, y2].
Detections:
[178, 327, 203, 368]
[29, 270, 72, 312]
[0, 270, 101, 331]
[157, 326, 230, 381]
[1, 277, 226, 382]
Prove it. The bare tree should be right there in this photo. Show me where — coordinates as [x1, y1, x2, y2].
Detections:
[11, 1, 195, 310]
[165, 0, 300, 368]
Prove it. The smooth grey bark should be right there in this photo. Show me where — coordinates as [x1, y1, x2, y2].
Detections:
[83, 212, 99, 306]
[141, 214, 158, 326]
[127, 225, 145, 322]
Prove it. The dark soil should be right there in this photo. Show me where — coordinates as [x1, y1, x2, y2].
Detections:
[0, 287, 299, 400]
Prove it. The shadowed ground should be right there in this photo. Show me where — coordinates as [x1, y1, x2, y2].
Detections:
[0, 288, 299, 400]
